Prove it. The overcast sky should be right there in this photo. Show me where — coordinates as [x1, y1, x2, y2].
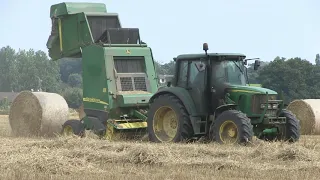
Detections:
[0, 0, 319, 64]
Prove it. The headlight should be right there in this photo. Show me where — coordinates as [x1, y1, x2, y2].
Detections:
[261, 104, 278, 109]
[272, 104, 278, 109]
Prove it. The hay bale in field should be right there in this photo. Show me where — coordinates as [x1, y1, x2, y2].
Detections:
[8, 91, 69, 137]
[287, 99, 320, 135]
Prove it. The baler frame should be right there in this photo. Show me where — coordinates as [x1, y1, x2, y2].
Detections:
[47, 2, 158, 140]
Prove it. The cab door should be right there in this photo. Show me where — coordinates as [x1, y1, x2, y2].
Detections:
[187, 60, 207, 115]
[175, 59, 207, 115]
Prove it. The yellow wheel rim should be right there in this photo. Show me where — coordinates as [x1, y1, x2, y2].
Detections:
[219, 120, 238, 144]
[62, 125, 74, 136]
[153, 106, 178, 142]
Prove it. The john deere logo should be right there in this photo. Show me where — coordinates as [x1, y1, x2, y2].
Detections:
[126, 50, 131, 54]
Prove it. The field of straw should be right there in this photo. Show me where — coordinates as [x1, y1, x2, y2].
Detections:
[1, 115, 320, 180]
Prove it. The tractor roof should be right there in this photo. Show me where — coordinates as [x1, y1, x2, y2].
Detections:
[175, 53, 246, 60]
[50, 2, 107, 18]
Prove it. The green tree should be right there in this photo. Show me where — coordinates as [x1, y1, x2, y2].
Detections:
[155, 60, 175, 75]
[13, 49, 61, 92]
[68, 73, 82, 87]
[258, 57, 315, 103]
[59, 58, 82, 83]
[0, 46, 18, 91]
[315, 54, 320, 66]
[62, 87, 83, 108]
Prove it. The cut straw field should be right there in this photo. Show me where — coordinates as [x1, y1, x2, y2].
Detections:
[1, 115, 320, 180]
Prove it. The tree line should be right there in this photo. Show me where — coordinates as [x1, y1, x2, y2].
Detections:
[0, 45, 319, 108]
[0, 46, 82, 108]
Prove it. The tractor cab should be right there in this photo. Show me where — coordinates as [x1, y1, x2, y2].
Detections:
[169, 44, 262, 116]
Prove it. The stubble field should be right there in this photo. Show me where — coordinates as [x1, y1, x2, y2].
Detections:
[0, 115, 320, 180]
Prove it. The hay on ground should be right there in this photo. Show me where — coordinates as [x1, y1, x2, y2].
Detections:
[287, 99, 320, 135]
[8, 91, 69, 137]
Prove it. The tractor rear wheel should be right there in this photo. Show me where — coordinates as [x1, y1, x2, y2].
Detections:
[210, 110, 253, 144]
[147, 94, 194, 143]
[61, 119, 85, 137]
[279, 109, 300, 142]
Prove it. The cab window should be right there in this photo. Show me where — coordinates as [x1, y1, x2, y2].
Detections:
[177, 60, 188, 87]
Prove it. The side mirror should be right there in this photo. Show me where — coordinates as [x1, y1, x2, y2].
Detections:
[254, 60, 261, 70]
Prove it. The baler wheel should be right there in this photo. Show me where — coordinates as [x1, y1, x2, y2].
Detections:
[61, 119, 85, 137]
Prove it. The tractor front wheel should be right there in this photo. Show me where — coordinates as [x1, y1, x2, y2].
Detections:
[210, 110, 253, 145]
[61, 119, 85, 137]
[279, 109, 300, 142]
[147, 94, 194, 143]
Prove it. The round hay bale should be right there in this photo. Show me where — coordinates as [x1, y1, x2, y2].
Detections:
[9, 91, 69, 137]
[287, 99, 320, 135]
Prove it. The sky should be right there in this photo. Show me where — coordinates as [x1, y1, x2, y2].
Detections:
[0, 0, 319, 64]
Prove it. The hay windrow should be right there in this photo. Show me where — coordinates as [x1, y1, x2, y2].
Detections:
[8, 91, 69, 137]
[287, 99, 320, 135]
[0, 133, 319, 179]
[2, 107, 320, 179]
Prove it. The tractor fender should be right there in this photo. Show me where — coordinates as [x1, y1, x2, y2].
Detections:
[149, 87, 197, 116]
[214, 104, 238, 117]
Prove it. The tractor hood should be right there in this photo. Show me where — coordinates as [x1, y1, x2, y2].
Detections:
[228, 85, 278, 95]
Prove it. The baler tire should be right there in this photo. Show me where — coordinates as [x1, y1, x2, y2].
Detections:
[61, 119, 85, 137]
[210, 110, 253, 145]
[147, 94, 194, 143]
[280, 109, 300, 142]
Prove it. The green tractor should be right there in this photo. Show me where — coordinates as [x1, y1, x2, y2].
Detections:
[46, 2, 159, 139]
[147, 43, 300, 144]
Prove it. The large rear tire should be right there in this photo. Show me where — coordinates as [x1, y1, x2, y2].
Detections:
[147, 94, 194, 143]
[210, 110, 253, 145]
